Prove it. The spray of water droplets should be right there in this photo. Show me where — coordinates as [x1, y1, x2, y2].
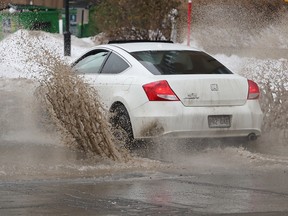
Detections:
[13, 31, 132, 162]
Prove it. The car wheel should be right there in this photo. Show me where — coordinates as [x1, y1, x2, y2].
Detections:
[110, 104, 135, 149]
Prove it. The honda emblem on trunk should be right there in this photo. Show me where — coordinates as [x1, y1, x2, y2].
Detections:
[210, 84, 219, 91]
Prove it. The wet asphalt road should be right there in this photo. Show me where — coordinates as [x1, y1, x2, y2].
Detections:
[1, 138, 288, 216]
[1, 165, 288, 216]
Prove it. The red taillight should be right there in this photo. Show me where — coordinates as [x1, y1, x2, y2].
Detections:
[143, 80, 179, 101]
[247, 79, 260, 100]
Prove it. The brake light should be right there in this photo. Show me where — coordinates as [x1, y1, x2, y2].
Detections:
[247, 79, 260, 100]
[143, 80, 179, 101]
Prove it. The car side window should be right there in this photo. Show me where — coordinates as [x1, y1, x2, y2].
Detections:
[73, 50, 109, 74]
[101, 52, 129, 74]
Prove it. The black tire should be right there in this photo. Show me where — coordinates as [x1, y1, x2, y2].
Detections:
[110, 104, 134, 149]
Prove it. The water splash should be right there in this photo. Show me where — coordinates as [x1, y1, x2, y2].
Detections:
[5, 31, 132, 162]
[36, 50, 131, 162]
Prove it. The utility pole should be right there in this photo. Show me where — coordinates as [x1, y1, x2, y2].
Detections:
[64, 0, 71, 56]
[187, 0, 192, 46]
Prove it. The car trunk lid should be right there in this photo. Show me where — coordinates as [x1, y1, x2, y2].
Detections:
[163, 75, 248, 107]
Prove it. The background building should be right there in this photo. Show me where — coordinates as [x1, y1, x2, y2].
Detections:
[0, 0, 95, 9]
[0, 0, 63, 9]
[0, 0, 96, 39]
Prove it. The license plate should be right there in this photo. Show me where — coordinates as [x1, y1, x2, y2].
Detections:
[208, 115, 231, 128]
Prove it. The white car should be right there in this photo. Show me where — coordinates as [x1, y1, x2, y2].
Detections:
[72, 41, 263, 145]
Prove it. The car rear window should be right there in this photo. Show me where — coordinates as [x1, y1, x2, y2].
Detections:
[131, 50, 232, 75]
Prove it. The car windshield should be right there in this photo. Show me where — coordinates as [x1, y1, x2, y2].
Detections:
[131, 50, 233, 75]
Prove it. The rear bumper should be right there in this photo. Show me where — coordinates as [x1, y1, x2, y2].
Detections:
[130, 100, 263, 139]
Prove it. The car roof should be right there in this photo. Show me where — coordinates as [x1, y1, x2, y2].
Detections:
[105, 42, 199, 53]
